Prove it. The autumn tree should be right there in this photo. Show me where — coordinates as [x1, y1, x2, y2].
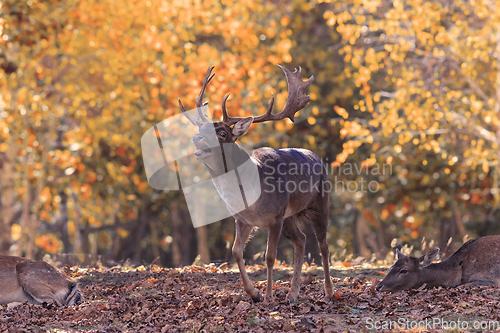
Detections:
[329, 0, 500, 250]
[0, 0, 346, 264]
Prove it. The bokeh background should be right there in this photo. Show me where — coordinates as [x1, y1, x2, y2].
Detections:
[1, 0, 499, 267]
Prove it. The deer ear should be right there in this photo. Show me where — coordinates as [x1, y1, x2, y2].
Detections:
[396, 249, 405, 260]
[419, 248, 439, 268]
[232, 117, 254, 138]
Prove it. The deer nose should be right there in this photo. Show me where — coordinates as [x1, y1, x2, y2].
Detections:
[375, 284, 382, 291]
[193, 135, 203, 144]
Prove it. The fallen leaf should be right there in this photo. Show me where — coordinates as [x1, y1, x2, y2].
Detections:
[229, 301, 251, 317]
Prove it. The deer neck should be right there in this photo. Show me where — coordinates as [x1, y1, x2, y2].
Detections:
[204, 143, 255, 212]
[222, 143, 252, 174]
[203, 142, 251, 177]
[418, 258, 462, 288]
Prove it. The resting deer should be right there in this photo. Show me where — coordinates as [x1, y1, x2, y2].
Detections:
[0, 255, 81, 306]
[376, 235, 500, 292]
[178, 65, 334, 303]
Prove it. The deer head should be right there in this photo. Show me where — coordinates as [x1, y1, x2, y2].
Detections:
[178, 65, 314, 174]
[376, 248, 440, 292]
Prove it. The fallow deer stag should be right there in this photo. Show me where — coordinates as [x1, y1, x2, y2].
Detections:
[376, 235, 500, 292]
[0, 255, 81, 306]
[178, 65, 334, 303]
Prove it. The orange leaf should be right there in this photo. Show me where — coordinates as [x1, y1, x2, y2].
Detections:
[342, 261, 353, 268]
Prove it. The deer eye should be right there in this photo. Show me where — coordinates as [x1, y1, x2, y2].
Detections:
[218, 131, 227, 139]
[400, 269, 408, 274]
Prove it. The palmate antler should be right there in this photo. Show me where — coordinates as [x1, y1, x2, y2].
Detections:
[179, 65, 314, 127]
[222, 65, 314, 126]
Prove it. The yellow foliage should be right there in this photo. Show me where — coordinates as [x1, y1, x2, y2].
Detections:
[67, 220, 75, 236]
[11, 224, 21, 241]
[332, 0, 500, 183]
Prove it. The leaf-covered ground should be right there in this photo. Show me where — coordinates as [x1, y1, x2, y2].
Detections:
[1, 262, 500, 332]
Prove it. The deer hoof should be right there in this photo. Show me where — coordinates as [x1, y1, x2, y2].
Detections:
[286, 292, 299, 303]
[263, 295, 274, 305]
[251, 291, 262, 303]
[325, 290, 334, 302]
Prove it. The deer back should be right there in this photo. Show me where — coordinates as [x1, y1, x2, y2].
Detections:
[219, 147, 326, 227]
[0, 256, 34, 304]
[458, 236, 500, 285]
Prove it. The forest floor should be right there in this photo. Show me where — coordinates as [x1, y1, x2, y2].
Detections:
[1, 262, 500, 332]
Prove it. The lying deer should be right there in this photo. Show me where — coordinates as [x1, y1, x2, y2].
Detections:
[376, 235, 500, 292]
[0, 255, 81, 306]
[178, 66, 334, 303]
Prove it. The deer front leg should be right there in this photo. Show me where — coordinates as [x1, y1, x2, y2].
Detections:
[232, 220, 261, 302]
[264, 220, 283, 304]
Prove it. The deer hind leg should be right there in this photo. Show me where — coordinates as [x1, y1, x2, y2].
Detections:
[309, 195, 334, 300]
[23, 284, 64, 306]
[463, 279, 497, 287]
[16, 261, 70, 306]
[232, 220, 261, 302]
[264, 219, 283, 304]
[317, 231, 334, 300]
[282, 216, 306, 302]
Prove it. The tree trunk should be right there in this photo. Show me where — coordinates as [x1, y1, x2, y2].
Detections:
[171, 201, 195, 267]
[16, 120, 31, 257]
[0, 137, 15, 255]
[181, 208, 195, 265]
[171, 201, 182, 267]
[58, 192, 72, 253]
[439, 216, 455, 258]
[69, 183, 83, 254]
[194, 202, 210, 265]
[132, 196, 150, 264]
[82, 220, 90, 266]
[0, 89, 17, 255]
[376, 220, 386, 259]
[168, 164, 195, 267]
[110, 213, 122, 261]
[150, 217, 161, 263]
[26, 132, 50, 259]
[352, 208, 370, 258]
[495, 22, 500, 207]
[452, 200, 467, 239]
[106, 198, 120, 262]
[195, 225, 210, 264]
[91, 232, 98, 265]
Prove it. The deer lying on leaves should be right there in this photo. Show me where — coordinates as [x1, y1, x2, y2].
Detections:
[0, 255, 81, 306]
[376, 235, 500, 292]
[179, 65, 334, 303]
